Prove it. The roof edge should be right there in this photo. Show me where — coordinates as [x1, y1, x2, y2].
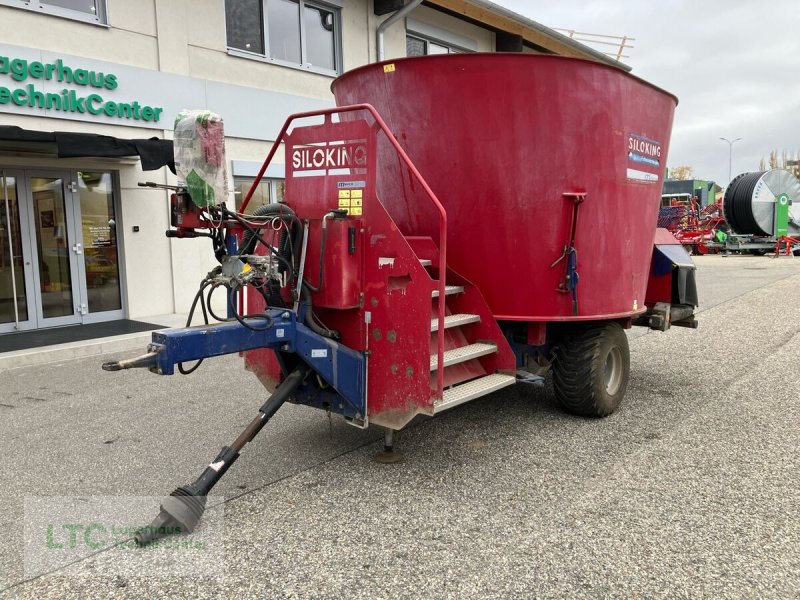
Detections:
[432, 0, 632, 72]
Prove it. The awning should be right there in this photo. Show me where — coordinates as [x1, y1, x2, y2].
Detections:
[0, 126, 175, 173]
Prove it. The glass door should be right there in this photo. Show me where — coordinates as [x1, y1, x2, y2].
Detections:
[26, 171, 83, 328]
[0, 170, 36, 333]
[0, 168, 124, 334]
[73, 171, 123, 320]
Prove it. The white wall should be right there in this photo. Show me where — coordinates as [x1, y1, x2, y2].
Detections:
[0, 0, 499, 320]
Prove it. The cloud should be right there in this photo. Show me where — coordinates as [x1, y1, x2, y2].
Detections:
[498, 1, 800, 184]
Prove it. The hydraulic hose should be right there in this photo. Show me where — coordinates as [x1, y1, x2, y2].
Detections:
[239, 203, 301, 273]
[302, 283, 339, 340]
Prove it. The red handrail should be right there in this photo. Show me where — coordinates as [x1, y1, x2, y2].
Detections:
[241, 103, 448, 400]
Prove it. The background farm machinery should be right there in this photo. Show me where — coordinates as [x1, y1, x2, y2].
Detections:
[659, 170, 800, 256]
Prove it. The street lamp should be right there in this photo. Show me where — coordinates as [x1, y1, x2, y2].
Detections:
[719, 137, 741, 185]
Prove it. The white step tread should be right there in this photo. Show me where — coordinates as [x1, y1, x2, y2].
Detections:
[431, 285, 464, 298]
[435, 373, 517, 413]
[419, 259, 432, 267]
[430, 313, 481, 332]
[429, 342, 497, 370]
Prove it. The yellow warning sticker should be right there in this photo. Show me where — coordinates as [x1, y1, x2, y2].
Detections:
[338, 190, 351, 199]
[351, 198, 362, 207]
[383, 64, 396, 73]
[351, 189, 363, 198]
[351, 207, 363, 216]
[339, 198, 351, 208]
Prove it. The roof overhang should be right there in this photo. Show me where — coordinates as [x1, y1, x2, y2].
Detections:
[427, 0, 632, 71]
[0, 126, 174, 172]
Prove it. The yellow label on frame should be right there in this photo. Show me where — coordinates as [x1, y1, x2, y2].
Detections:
[383, 64, 396, 73]
[351, 198, 362, 207]
[338, 190, 351, 199]
[350, 207, 363, 216]
[338, 198, 351, 208]
[351, 189, 363, 198]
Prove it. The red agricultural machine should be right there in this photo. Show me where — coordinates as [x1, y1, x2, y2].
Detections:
[104, 54, 697, 543]
[658, 194, 726, 254]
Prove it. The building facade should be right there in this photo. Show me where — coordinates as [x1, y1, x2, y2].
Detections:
[0, 0, 614, 335]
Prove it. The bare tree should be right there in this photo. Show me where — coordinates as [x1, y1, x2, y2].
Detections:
[759, 150, 800, 178]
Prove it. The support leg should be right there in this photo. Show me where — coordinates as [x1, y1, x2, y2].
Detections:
[373, 428, 403, 464]
[135, 365, 310, 545]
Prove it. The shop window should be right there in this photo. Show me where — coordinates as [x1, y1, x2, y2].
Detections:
[233, 177, 286, 215]
[225, 0, 341, 75]
[0, 0, 108, 24]
[406, 34, 466, 56]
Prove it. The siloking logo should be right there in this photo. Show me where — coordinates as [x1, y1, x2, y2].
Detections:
[627, 132, 662, 168]
[626, 132, 662, 184]
[292, 142, 367, 172]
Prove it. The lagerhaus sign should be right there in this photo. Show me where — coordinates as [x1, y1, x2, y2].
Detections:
[0, 55, 164, 122]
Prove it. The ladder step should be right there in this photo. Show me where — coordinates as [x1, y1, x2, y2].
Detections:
[431, 285, 464, 298]
[435, 373, 516, 413]
[419, 258, 432, 267]
[430, 313, 480, 332]
[430, 342, 497, 370]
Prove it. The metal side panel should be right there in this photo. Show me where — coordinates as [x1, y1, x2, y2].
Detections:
[434, 373, 516, 413]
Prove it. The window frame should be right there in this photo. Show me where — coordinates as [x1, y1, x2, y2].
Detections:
[225, 0, 343, 77]
[405, 17, 478, 56]
[0, 0, 109, 26]
[406, 33, 470, 56]
[232, 176, 286, 214]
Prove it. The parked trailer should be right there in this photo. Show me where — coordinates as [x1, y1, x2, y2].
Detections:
[104, 54, 698, 543]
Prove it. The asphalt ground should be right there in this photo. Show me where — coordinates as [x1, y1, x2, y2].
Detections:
[1, 254, 799, 598]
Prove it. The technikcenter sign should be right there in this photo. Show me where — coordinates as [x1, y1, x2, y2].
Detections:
[0, 55, 164, 122]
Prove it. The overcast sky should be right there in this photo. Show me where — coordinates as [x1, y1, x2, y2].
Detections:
[497, 1, 800, 186]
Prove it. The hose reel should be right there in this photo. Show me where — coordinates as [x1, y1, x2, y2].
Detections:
[723, 169, 800, 236]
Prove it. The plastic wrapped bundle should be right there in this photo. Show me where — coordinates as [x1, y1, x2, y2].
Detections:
[173, 110, 228, 207]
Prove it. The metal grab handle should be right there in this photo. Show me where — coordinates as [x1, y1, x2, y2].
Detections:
[72, 243, 83, 255]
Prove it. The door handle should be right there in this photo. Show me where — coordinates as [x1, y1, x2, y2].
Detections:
[72, 243, 83, 255]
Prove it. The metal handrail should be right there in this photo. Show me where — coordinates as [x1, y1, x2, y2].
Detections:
[241, 103, 448, 400]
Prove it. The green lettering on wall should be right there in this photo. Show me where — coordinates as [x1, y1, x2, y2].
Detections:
[0, 54, 162, 122]
[86, 93, 103, 115]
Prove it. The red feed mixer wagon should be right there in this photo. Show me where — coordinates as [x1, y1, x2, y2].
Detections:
[105, 54, 698, 543]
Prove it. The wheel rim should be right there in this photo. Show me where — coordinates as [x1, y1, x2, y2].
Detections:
[604, 346, 623, 396]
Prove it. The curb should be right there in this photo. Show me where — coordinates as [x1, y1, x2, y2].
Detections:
[0, 330, 161, 372]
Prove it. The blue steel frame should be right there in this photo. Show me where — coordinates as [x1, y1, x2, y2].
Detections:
[147, 309, 365, 419]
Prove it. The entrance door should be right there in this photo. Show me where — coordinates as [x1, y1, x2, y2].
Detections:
[0, 170, 36, 332]
[26, 171, 84, 328]
[0, 169, 123, 334]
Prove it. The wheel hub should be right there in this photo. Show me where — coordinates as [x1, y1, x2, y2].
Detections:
[604, 347, 623, 396]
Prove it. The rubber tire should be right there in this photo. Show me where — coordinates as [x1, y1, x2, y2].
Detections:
[553, 322, 630, 418]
